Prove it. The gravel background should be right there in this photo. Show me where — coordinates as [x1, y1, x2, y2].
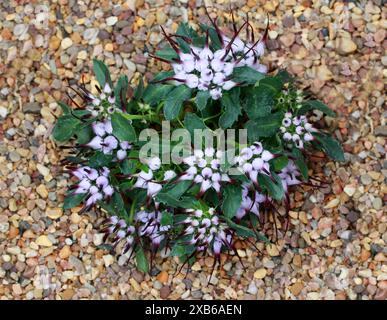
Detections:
[0, 0, 386, 300]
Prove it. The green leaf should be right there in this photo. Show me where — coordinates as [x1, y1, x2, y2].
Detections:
[297, 100, 336, 118]
[232, 66, 265, 84]
[88, 152, 114, 168]
[155, 47, 178, 61]
[155, 180, 195, 208]
[160, 211, 173, 226]
[271, 155, 289, 172]
[63, 193, 86, 210]
[52, 115, 81, 142]
[111, 112, 136, 142]
[75, 124, 93, 144]
[133, 77, 144, 100]
[151, 71, 175, 83]
[313, 132, 345, 162]
[163, 85, 192, 120]
[195, 90, 211, 111]
[224, 218, 269, 242]
[257, 76, 284, 92]
[93, 59, 112, 88]
[276, 70, 293, 83]
[222, 184, 242, 219]
[292, 148, 308, 180]
[219, 88, 241, 128]
[109, 192, 127, 217]
[258, 173, 284, 201]
[143, 84, 173, 106]
[184, 113, 207, 137]
[244, 86, 273, 120]
[245, 112, 283, 141]
[58, 101, 71, 115]
[171, 244, 186, 257]
[114, 75, 128, 111]
[136, 247, 149, 273]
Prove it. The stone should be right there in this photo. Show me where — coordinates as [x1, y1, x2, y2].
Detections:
[360, 174, 372, 185]
[23, 102, 40, 114]
[343, 185, 356, 196]
[69, 255, 85, 274]
[335, 37, 357, 55]
[290, 282, 304, 296]
[160, 285, 171, 299]
[266, 244, 279, 256]
[103, 254, 114, 267]
[156, 271, 168, 283]
[375, 126, 387, 137]
[36, 235, 53, 247]
[46, 208, 63, 219]
[36, 184, 48, 198]
[372, 197, 382, 210]
[279, 33, 296, 47]
[106, 16, 118, 26]
[254, 268, 267, 279]
[61, 38, 73, 50]
[59, 245, 71, 259]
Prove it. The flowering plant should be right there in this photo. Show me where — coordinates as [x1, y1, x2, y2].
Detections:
[52, 15, 344, 274]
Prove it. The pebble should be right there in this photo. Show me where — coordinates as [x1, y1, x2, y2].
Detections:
[254, 268, 267, 279]
[106, 16, 118, 26]
[61, 38, 73, 50]
[360, 174, 372, 185]
[336, 37, 357, 55]
[36, 235, 53, 247]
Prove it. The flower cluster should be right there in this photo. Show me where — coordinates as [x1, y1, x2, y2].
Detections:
[182, 207, 233, 257]
[172, 47, 237, 99]
[234, 142, 274, 184]
[71, 166, 113, 208]
[133, 157, 176, 198]
[158, 16, 268, 100]
[83, 83, 118, 118]
[278, 160, 302, 192]
[280, 112, 317, 149]
[136, 210, 170, 250]
[236, 185, 267, 220]
[181, 148, 230, 194]
[102, 216, 136, 254]
[86, 119, 132, 160]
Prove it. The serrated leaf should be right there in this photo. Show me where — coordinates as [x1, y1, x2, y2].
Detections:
[224, 218, 269, 242]
[63, 193, 86, 210]
[297, 100, 336, 118]
[219, 88, 241, 128]
[245, 112, 283, 141]
[133, 77, 144, 100]
[195, 90, 211, 111]
[313, 132, 345, 162]
[171, 244, 186, 257]
[111, 112, 136, 142]
[244, 86, 273, 120]
[232, 66, 265, 84]
[222, 184, 242, 218]
[184, 113, 207, 137]
[58, 101, 71, 115]
[258, 173, 284, 201]
[143, 84, 173, 106]
[160, 211, 173, 226]
[257, 76, 284, 92]
[271, 155, 289, 172]
[136, 247, 149, 273]
[52, 115, 81, 142]
[292, 148, 308, 180]
[155, 47, 179, 61]
[93, 59, 112, 88]
[114, 75, 128, 111]
[75, 124, 93, 144]
[163, 85, 191, 120]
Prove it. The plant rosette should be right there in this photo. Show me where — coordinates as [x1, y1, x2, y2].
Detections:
[52, 14, 344, 274]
